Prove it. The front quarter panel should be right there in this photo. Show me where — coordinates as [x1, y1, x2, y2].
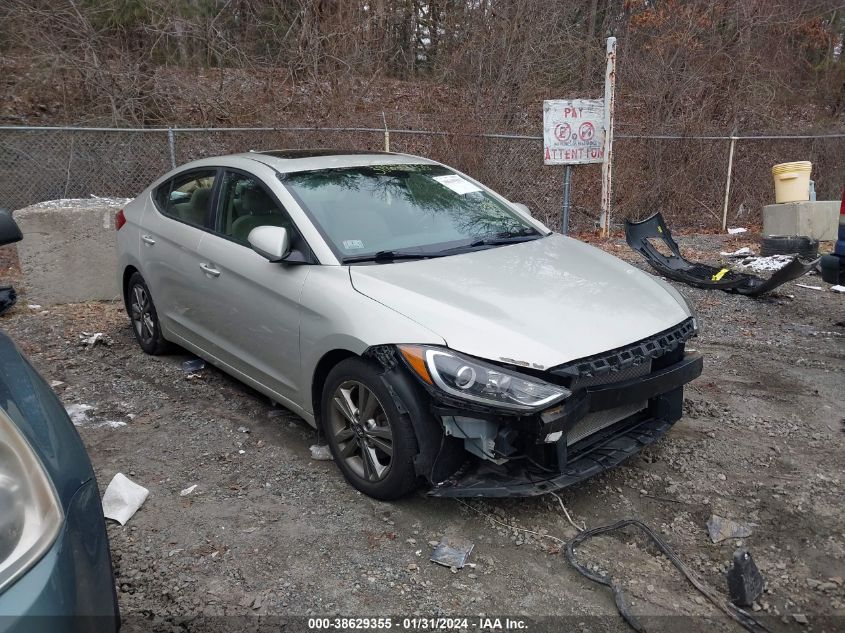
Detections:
[298, 266, 445, 416]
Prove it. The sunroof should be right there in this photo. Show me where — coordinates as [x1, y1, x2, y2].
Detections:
[258, 149, 393, 158]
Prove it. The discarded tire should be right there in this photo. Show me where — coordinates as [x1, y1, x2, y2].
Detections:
[820, 254, 844, 284]
[760, 236, 819, 259]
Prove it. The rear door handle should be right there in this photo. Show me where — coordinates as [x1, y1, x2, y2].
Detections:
[142, 235, 156, 246]
[200, 263, 221, 278]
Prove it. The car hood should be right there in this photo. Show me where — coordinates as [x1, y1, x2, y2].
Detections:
[349, 234, 691, 369]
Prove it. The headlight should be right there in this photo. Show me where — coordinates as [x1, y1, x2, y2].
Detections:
[398, 345, 570, 411]
[0, 408, 63, 592]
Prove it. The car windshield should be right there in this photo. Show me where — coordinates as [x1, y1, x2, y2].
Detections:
[279, 164, 543, 262]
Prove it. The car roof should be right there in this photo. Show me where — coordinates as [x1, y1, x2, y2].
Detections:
[233, 149, 437, 173]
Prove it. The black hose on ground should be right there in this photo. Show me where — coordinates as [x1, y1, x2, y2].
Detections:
[564, 519, 772, 633]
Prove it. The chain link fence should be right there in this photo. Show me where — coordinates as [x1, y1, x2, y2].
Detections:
[1, 126, 843, 232]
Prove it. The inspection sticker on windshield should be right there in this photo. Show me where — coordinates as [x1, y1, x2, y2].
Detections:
[432, 174, 482, 195]
[343, 239, 364, 250]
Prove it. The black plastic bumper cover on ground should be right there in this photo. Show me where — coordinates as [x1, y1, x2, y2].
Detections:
[625, 212, 818, 296]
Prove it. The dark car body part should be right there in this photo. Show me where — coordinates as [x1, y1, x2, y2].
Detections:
[0, 215, 119, 630]
[0, 210, 21, 317]
[0, 287, 16, 316]
[625, 213, 819, 296]
[368, 317, 702, 497]
[820, 187, 845, 284]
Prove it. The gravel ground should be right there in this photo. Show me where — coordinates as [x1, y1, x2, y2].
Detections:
[1, 232, 844, 632]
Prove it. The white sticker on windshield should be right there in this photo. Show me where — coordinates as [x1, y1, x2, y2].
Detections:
[343, 239, 365, 250]
[432, 174, 482, 195]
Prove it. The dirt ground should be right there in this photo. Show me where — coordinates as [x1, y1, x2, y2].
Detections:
[1, 233, 844, 632]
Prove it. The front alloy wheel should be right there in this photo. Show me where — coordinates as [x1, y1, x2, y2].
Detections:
[329, 380, 393, 482]
[321, 358, 419, 499]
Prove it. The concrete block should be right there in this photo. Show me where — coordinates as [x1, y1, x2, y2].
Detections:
[763, 200, 839, 241]
[14, 198, 128, 305]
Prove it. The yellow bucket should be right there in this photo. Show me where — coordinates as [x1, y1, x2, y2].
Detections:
[771, 161, 812, 203]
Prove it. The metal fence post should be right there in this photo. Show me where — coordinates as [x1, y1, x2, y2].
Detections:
[562, 165, 572, 234]
[167, 128, 177, 169]
[721, 135, 738, 231]
[382, 112, 390, 152]
[599, 36, 617, 238]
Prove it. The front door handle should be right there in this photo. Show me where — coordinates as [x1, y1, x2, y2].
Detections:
[142, 235, 156, 246]
[199, 263, 221, 278]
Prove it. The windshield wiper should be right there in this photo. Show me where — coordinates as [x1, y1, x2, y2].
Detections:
[468, 231, 544, 247]
[436, 232, 545, 255]
[342, 250, 444, 264]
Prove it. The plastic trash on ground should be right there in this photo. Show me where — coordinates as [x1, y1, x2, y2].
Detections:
[707, 514, 753, 543]
[309, 444, 333, 461]
[102, 473, 149, 525]
[430, 536, 474, 568]
[181, 358, 206, 373]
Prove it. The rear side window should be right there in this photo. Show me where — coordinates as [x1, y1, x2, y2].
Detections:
[153, 170, 217, 228]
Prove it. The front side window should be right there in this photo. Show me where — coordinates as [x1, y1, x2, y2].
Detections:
[154, 170, 217, 228]
[279, 164, 542, 262]
[215, 171, 292, 244]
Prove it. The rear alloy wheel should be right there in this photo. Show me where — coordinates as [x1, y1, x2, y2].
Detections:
[321, 358, 419, 499]
[126, 272, 169, 355]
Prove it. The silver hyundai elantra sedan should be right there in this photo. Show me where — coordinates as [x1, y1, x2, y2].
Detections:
[115, 150, 702, 499]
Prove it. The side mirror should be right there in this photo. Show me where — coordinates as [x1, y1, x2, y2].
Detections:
[512, 202, 532, 217]
[0, 210, 23, 247]
[248, 225, 290, 262]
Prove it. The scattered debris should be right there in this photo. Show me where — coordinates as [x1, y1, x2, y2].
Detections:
[831, 285, 845, 294]
[720, 247, 753, 257]
[101, 473, 149, 525]
[626, 213, 818, 296]
[79, 332, 113, 347]
[0, 286, 17, 315]
[65, 403, 94, 425]
[430, 536, 474, 569]
[566, 519, 769, 633]
[180, 484, 198, 496]
[181, 358, 206, 373]
[735, 254, 795, 273]
[309, 444, 333, 461]
[96, 419, 127, 429]
[795, 283, 823, 291]
[727, 227, 747, 234]
[707, 515, 753, 543]
[49, 380, 65, 388]
[726, 549, 764, 607]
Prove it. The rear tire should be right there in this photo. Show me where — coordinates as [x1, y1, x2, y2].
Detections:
[126, 272, 170, 355]
[320, 357, 419, 500]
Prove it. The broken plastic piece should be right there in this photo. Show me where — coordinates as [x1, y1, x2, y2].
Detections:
[101, 473, 149, 525]
[430, 536, 474, 568]
[181, 358, 206, 372]
[727, 549, 764, 607]
[0, 286, 17, 315]
[625, 213, 819, 296]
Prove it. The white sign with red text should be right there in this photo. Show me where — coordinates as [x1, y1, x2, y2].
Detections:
[543, 99, 605, 165]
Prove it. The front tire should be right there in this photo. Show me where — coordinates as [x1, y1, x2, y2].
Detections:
[126, 272, 169, 355]
[321, 358, 420, 500]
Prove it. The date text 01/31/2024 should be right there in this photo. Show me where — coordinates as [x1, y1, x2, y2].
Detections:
[307, 617, 529, 630]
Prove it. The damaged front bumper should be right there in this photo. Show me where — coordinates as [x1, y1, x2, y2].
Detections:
[394, 319, 703, 497]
